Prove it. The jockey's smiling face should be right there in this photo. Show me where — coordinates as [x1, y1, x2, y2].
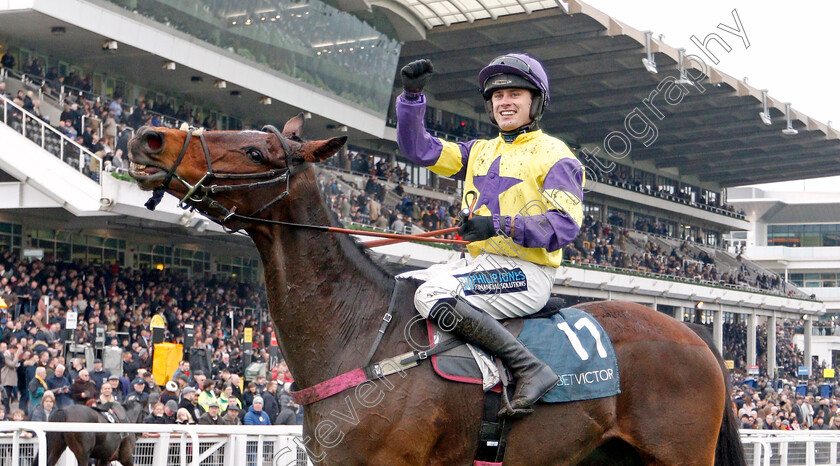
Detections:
[492, 88, 533, 131]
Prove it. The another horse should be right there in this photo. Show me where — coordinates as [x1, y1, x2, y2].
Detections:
[44, 400, 146, 466]
[128, 117, 745, 465]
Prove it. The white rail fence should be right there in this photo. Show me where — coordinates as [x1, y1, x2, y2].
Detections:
[740, 430, 840, 466]
[2, 425, 839, 465]
[0, 423, 312, 466]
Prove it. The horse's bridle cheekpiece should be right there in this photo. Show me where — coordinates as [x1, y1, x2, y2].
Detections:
[144, 124, 304, 233]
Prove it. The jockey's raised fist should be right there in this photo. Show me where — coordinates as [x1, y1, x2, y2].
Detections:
[401, 59, 434, 99]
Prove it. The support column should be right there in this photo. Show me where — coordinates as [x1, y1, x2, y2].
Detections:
[747, 312, 757, 369]
[805, 318, 813, 377]
[767, 314, 777, 379]
[673, 307, 683, 321]
[713, 307, 723, 354]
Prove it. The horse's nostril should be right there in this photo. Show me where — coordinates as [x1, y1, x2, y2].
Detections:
[146, 132, 163, 152]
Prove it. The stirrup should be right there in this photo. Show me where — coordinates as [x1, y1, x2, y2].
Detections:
[498, 384, 534, 419]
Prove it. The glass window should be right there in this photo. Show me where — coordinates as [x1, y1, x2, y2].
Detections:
[103, 0, 400, 114]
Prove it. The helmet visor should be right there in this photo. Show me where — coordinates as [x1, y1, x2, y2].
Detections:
[488, 55, 531, 74]
[482, 74, 539, 99]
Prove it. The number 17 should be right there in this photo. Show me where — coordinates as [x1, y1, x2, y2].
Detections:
[557, 317, 608, 361]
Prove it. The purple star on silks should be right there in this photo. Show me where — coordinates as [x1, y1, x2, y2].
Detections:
[471, 157, 522, 216]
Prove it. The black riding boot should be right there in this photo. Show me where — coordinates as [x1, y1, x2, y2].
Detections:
[429, 297, 559, 417]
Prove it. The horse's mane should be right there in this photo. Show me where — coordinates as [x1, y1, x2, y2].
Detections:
[321, 195, 417, 286]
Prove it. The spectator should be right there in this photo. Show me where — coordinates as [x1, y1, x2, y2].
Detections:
[90, 359, 110, 389]
[108, 97, 123, 120]
[11, 409, 26, 423]
[106, 375, 125, 403]
[173, 360, 190, 383]
[262, 380, 280, 422]
[243, 382, 258, 410]
[1, 341, 19, 412]
[175, 407, 194, 425]
[45, 363, 72, 408]
[199, 401, 224, 425]
[1, 51, 15, 69]
[98, 382, 118, 405]
[122, 351, 139, 381]
[179, 386, 203, 423]
[197, 379, 217, 412]
[243, 396, 270, 425]
[163, 400, 178, 424]
[28, 366, 47, 408]
[70, 369, 97, 405]
[223, 402, 241, 425]
[160, 380, 179, 405]
[218, 383, 239, 412]
[811, 416, 830, 430]
[29, 390, 55, 421]
[144, 402, 167, 424]
[275, 390, 299, 425]
[126, 377, 149, 405]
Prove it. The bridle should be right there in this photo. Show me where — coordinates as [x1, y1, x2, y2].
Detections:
[141, 125, 468, 245]
[144, 125, 306, 232]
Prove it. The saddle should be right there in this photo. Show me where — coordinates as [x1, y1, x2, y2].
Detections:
[502, 296, 566, 334]
[92, 403, 130, 438]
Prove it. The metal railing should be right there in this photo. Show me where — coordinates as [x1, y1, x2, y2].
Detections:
[1, 93, 103, 183]
[0, 424, 837, 466]
[0, 422, 312, 466]
[741, 430, 840, 466]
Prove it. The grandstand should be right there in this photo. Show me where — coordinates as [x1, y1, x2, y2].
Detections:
[1, 0, 840, 464]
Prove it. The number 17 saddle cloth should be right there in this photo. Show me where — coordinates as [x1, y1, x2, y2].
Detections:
[428, 307, 621, 403]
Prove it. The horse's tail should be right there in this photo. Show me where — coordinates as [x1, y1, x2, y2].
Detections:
[683, 322, 746, 466]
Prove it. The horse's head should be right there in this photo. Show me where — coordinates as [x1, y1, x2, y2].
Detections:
[128, 114, 347, 230]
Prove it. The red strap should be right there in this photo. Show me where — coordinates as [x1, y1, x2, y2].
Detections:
[289, 368, 368, 405]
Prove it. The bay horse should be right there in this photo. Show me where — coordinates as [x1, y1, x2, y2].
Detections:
[127, 116, 745, 465]
[44, 400, 146, 466]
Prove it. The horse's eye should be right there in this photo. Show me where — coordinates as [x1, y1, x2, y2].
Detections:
[246, 148, 264, 163]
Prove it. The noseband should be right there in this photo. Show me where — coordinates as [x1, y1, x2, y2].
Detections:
[144, 125, 305, 232]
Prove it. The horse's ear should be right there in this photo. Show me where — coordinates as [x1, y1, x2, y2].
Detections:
[299, 136, 347, 163]
[282, 113, 306, 139]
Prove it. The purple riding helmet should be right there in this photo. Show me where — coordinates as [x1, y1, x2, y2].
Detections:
[478, 53, 550, 125]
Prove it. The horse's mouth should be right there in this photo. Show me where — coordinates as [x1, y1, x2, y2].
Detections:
[128, 161, 168, 185]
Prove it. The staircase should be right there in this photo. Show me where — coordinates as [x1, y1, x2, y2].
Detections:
[0, 94, 105, 213]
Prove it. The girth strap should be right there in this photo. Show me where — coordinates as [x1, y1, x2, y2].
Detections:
[289, 337, 462, 406]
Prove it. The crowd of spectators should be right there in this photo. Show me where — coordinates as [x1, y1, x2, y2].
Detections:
[345, 151, 410, 185]
[1, 53, 227, 172]
[588, 162, 744, 217]
[0, 250, 302, 425]
[723, 321, 806, 379]
[731, 374, 840, 431]
[318, 171, 459, 238]
[563, 216, 788, 293]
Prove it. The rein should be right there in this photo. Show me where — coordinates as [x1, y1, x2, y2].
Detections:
[143, 125, 466, 246]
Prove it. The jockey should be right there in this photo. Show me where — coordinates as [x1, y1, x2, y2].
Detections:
[395, 53, 585, 416]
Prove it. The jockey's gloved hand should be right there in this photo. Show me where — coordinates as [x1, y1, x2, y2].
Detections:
[458, 215, 496, 243]
[400, 59, 434, 100]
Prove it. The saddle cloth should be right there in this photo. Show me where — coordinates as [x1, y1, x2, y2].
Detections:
[428, 307, 621, 403]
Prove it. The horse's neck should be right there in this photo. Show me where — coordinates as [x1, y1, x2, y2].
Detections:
[249, 186, 391, 388]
